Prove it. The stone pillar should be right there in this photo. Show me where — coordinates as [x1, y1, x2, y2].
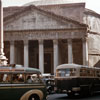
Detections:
[39, 40, 44, 74]
[82, 38, 88, 66]
[10, 41, 15, 64]
[53, 40, 59, 74]
[67, 39, 73, 63]
[0, 0, 7, 65]
[24, 40, 29, 68]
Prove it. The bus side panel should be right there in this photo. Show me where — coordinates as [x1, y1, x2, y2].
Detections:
[55, 77, 100, 94]
[0, 85, 47, 100]
[93, 78, 100, 92]
[55, 78, 80, 92]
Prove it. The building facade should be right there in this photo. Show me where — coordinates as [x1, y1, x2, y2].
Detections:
[3, 1, 100, 74]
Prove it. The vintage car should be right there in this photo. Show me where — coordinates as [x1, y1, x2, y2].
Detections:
[0, 64, 47, 100]
[42, 74, 55, 94]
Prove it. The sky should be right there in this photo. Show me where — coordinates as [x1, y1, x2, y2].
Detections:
[1, 0, 100, 14]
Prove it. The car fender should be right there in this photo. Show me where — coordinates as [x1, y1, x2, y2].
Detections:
[20, 89, 43, 100]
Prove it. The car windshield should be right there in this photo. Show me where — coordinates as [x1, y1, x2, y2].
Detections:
[57, 68, 76, 77]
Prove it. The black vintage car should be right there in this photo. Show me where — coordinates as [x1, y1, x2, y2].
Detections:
[42, 74, 55, 94]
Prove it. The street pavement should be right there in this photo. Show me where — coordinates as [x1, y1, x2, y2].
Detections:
[47, 93, 100, 100]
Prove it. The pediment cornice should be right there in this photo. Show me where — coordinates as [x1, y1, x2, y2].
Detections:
[4, 5, 88, 28]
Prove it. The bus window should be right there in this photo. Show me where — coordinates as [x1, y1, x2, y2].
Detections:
[87, 69, 94, 76]
[0, 74, 3, 82]
[96, 70, 100, 77]
[0, 74, 11, 83]
[57, 69, 66, 77]
[80, 68, 87, 76]
[26, 73, 42, 84]
[12, 74, 25, 83]
[65, 69, 70, 76]
[70, 68, 76, 76]
[57, 68, 76, 77]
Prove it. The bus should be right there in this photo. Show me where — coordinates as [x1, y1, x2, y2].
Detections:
[55, 64, 100, 97]
[0, 64, 47, 100]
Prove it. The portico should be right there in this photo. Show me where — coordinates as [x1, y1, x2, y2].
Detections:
[4, 28, 88, 74]
[3, 4, 88, 74]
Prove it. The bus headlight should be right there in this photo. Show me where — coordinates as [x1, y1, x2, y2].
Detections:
[72, 87, 80, 91]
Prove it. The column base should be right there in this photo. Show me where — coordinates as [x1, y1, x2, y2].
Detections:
[0, 55, 8, 66]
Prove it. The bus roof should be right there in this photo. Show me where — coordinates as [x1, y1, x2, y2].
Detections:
[0, 64, 41, 74]
[56, 63, 88, 69]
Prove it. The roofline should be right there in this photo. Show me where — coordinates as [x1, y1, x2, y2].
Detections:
[4, 5, 88, 27]
[88, 30, 100, 36]
[38, 2, 85, 8]
[85, 8, 100, 18]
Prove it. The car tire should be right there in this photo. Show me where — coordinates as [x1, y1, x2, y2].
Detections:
[28, 94, 40, 100]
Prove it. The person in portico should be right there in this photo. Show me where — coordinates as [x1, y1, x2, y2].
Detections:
[3, 0, 100, 74]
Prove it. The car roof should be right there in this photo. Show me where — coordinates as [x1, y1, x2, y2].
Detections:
[56, 63, 88, 69]
[0, 64, 41, 74]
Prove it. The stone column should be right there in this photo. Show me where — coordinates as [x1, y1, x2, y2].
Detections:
[10, 41, 15, 64]
[67, 39, 73, 63]
[82, 38, 88, 66]
[39, 40, 44, 74]
[0, 0, 7, 65]
[24, 40, 29, 68]
[53, 40, 59, 74]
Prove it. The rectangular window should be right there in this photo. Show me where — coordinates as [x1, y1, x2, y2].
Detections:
[80, 68, 87, 76]
[87, 69, 94, 76]
[96, 70, 100, 77]
[12, 74, 25, 83]
[80, 68, 94, 77]
[26, 73, 42, 84]
[57, 68, 76, 77]
[0, 73, 11, 83]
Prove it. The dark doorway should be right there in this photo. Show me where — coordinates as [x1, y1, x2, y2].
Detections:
[29, 40, 38, 68]
[44, 53, 52, 73]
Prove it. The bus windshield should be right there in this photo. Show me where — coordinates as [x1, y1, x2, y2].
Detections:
[56, 68, 76, 77]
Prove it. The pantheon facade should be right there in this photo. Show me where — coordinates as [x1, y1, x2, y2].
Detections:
[3, 0, 100, 74]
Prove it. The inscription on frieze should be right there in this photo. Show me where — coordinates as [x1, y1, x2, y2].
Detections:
[4, 30, 86, 41]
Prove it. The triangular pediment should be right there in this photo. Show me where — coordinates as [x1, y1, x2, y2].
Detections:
[4, 5, 87, 31]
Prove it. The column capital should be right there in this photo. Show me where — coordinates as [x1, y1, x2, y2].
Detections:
[24, 40, 28, 45]
[67, 39, 72, 43]
[53, 39, 58, 44]
[38, 40, 44, 44]
[82, 38, 88, 42]
[10, 41, 14, 45]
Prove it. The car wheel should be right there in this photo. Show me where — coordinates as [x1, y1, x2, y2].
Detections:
[28, 94, 40, 100]
[67, 92, 74, 98]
